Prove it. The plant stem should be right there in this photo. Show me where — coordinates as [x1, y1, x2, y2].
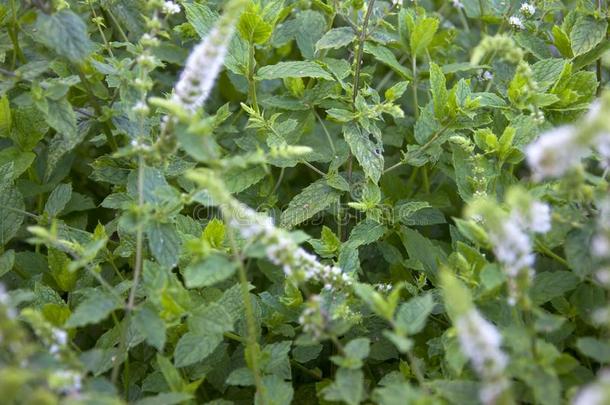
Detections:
[302, 161, 326, 176]
[8, 0, 25, 68]
[248, 42, 259, 114]
[314, 110, 336, 154]
[411, 55, 419, 119]
[347, 0, 376, 183]
[111, 155, 144, 386]
[227, 228, 265, 401]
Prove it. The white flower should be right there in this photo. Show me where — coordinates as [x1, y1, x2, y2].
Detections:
[456, 309, 510, 404]
[49, 370, 82, 394]
[391, 0, 403, 7]
[162, 1, 181, 15]
[595, 133, 610, 168]
[573, 370, 610, 405]
[226, 202, 353, 289]
[451, 0, 464, 8]
[509, 16, 524, 30]
[526, 125, 587, 181]
[482, 71, 494, 81]
[520, 3, 536, 17]
[515, 201, 552, 234]
[172, 5, 242, 113]
[132, 101, 150, 116]
[490, 219, 535, 277]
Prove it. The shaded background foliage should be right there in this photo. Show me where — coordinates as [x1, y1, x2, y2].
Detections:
[0, 0, 609, 404]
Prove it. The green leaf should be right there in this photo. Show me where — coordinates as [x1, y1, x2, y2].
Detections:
[238, 11, 273, 44]
[44, 183, 72, 217]
[174, 331, 223, 367]
[565, 226, 595, 279]
[0, 249, 15, 278]
[373, 380, 423, 405]
[65, 290, 120, 328]
[570, 16, 608, 57]
[395, 293, 434, 335]
[576, 337, 610, 363]
[364, 43, 410, 79]
[256, 61, 333, 81]
[295, 10, 326, 59]
[280, 178, 340, 228]
[134, 306, 166, 351]
[400, 227, 447, 282]
[316, 27, 356, 51]
[256, 375, 294, 405]
[48, 248, 77, 292]
[343, 123, 384, 183]
[530, 271, 579, 305]
[189, 302, 234, 335]
[134, 393, 193, 405]
[322, 368, 364, 405]
[33, 10, 93, 62]
[0, 186, 24, 245]
[223, 165, 266, 193]
[344, 338, 370, 361]
[532, 59, 566, 92]
[0, 147, 35, 180]
[146, 222, 182, 269]
[410, 17, 439, 57]
[346, 219, 386, 248]
[202, 218, 225, 248]
[183, 253, 237, 288]
[0, 95, 10, 137]
[429, 63, 448, 120]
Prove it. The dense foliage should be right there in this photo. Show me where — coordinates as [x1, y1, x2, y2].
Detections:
[1, 0, 610, 403]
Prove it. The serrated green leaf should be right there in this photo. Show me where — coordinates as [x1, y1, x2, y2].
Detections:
[256, 61, 333, 81]
[530, 271, 579, 305]
[146, 222, 182, 269]
[576, 337, 610, 363]
[256, 375, 294, 405]
[570, 16, 607, 57]
[174, 331, 223, 367]
[429, 63, 448, 120]
[134, 306, 166, 351]
[316, 27, 356, 51]
[343, 123, 384, 183]
[65, 290, 120, 328]
[184, 253, 237, 288]
[410, 17, 439, 57]
[322, 368, 364, 405]
[238, 11, 273, 44]
[280, 179, 340, 228]
[33, 10, 93, 62]
[0, 186, 24, 245]
[44, 183, 72, 217]
[395, 293, 434, 335]
[295, 10, 326, 59]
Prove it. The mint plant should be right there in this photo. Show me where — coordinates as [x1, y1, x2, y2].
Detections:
[1, 0, 610, 404]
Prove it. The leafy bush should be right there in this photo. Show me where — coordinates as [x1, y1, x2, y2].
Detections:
[1, 0, 610, 403]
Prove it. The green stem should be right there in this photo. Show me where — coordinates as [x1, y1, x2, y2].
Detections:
[411, 55, 419, 119]
[314, 110, 336, 154]
[8, 0, 25, 68]
[227, 228, 265, 401]
[248, 42, 259, 114]
[535, 240, 569, 267]
[111, 155, 145, 386]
